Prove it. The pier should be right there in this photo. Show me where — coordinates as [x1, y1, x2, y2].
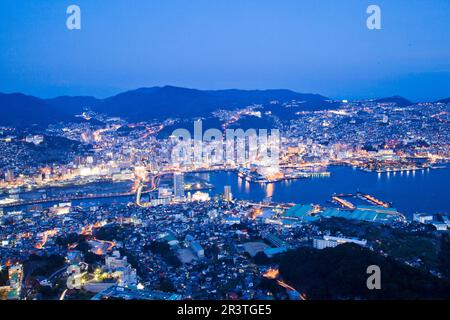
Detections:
[359, 193, 390, 208]
[331, 196, 356, 210]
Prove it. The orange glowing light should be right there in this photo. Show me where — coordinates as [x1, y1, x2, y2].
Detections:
[263, 268, 280, 279]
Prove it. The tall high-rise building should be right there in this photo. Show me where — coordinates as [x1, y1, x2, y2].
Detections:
[224, 185, 233, 202]
[174, 173, 185, 199]
[5, 169, 14, 182]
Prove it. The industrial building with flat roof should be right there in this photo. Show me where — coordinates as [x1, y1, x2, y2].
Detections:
[283, 202, 405, 225]
[91, 285, 182, 300]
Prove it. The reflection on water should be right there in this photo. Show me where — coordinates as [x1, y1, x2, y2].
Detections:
[266, 183, 274, 198]
[245, 181, 250, 193]
[6, 166, 447, 218]
[196, 165, 450, 217]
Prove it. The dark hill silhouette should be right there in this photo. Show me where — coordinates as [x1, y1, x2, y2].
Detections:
[1, 87, 430, 126]
[276, 244, 450, 300]
[373, 95, 413, 107]
[436, 97, 450, 103]
[0, 86, 334, 125]
[0, 92, 74, 126]
[96, 86, 333, 120]
[45, 95, 100, 115]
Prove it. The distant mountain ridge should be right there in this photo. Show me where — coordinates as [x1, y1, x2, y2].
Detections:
[96, 86, 332, 120]
[436, 97, 450, 103]
[0, 86, 333, 126]
[0, 86, 428, 127]
[0, 92, 75, 127]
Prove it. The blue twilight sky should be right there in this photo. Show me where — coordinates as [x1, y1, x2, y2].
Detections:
[0, 0, 449, 101]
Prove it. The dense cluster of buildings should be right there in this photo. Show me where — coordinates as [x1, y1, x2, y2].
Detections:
[0, 183, 446, 300]
[0, 98, 448, 300]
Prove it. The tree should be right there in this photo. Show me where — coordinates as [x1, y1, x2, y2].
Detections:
[438, 234, 450, 278]
[0, 268, 9, 286]
[254, 252, 271, 265]
[277, 244, 450, 300]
